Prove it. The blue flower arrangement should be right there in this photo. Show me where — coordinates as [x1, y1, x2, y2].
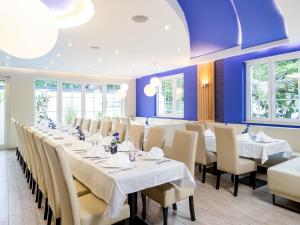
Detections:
[48, 118, 56, 129]
[242, 124, 250, 134]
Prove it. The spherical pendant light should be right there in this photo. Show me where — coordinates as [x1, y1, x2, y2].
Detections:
[144, 84, 157, 97]
[0, 0, 58, 59]
[55, 0, 94, 29]
[41, 0, 76, 16]
[121, 83, 129, 91]
[117, 90, 127, 99]
[150, 77, 161, 87]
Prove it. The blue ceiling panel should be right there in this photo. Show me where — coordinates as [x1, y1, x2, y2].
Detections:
[177, 0, 240, 58]
[233, 0, 287, 49]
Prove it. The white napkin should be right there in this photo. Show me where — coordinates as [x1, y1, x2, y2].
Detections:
[255, 132, 273, 143]
[118, 141, 134, 152]
[143, 147, 164, 160]
[204, 129, 214, 137]
[237, 133, 250, 142]
[104, 154, 130, 167]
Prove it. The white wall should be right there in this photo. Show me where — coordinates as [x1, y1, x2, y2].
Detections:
[0, 67, 136, 148]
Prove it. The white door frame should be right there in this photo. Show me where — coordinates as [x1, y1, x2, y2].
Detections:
[0, 77, 9, 149]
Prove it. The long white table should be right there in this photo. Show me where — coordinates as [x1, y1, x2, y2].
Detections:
[46, 133, 195, 222]
[205, 135, 293, 164]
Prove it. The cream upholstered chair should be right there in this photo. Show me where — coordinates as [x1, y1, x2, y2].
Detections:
[75, 118, 83, 128]
[43, 138, 130, 225]
[71, 117, 77, 127]
[34, 132, 90, 225]
[186, 122, 216, 183]
[128, 124, 144, 149]
[100, 120, 112, 137]
[215, 125, 257, 196]
[89, 120, 101, 135]
[113, 122, 127, 142]
[81, 119, 92, 133]
[143, 126, 165, 152]
[141, 130, 198, 225]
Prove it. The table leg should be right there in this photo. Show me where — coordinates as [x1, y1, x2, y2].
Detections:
[128, 193, 137, 225]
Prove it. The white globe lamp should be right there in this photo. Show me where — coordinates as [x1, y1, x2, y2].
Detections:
[150, 77, 161, 87]
[120, 83, 129, 91]
[117, 90, 127, 99]
[144, 84, 156, 97]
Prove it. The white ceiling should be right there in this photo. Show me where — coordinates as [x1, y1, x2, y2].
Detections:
[0, 0, 190, 78]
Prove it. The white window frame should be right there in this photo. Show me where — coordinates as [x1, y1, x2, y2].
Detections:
[246, 51, 300, 125]
[156, 73, 184, 118]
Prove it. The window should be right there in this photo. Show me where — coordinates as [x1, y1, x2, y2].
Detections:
[157, 74, 184, 118]
[106, 84, 122, 116]
[34, 80, 57, 124]
[62, 82, 82, 125]
[246, 52, 300, 123]
[85, 84, 103, 119]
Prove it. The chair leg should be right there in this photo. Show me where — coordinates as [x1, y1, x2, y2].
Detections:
[272, 194, 275, 204]
[172, 203, 177, 210]
[202, 165, 206, 183]
[47, 208, 52, 225]
[189, 196, 196, 221]
[35, 187, 39, 202]
[32, 180, 36, 194]
[234, 175, 239, 196]
[38, 190, 43, 208]
[213, 162, 217, 174]
[162, 207, 168, 225]
[199, 164, 201, 173]
[141, 193, 146, 220]
[250, 171, 256, 190]
[56, 218, 61, 225]
[216, 170, 221, 189]
[231, 174, 234, 183]
[44, 198, 48, 220]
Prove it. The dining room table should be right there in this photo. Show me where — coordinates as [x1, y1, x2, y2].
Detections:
[41, 128, 196, 225]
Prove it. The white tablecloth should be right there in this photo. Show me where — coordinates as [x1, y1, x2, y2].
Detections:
[58, 140, 195, 218]
[205, 135, 293, 164]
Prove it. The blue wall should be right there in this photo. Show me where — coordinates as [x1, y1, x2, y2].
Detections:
[136, 66, 198, 121]
[217, 43, 300, 124]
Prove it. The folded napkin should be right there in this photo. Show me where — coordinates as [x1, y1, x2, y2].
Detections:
[118, 141, 134, 152]
[255, 132, 273, 143]
[104, 154, 130, 168]
[204, 129, 214, 137]
[237, 133, 250, 142]
[143, 147, 164, 160]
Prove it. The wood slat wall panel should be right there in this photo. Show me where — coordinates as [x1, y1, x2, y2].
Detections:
[197, 62, 215, 121]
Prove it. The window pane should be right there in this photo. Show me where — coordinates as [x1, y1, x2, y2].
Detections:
[275, 58, 300, 119]
[85, 84, 103, 119]
[34, 80, 57, 124]
[62, 82, 81, 125]
[106, 84, 122, 116]
[250, 64, 269, 119]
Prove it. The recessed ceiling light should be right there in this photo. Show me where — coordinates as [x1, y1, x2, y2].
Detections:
[50, 60, 54, 64]
[132, 15, 148, 23]
[98, 59, 102, 63]
[177, 47, 181, 52]
[151, 57, 155, 60]
[68, 42, 72, 47]
[87, 65, 91, 69]
[44, 66, 48, 70]
[5, 62, 10, 66]
[90, 46, 101, 50]
[115, 50, 119, 55]
[57, 53, 62, 58]
[5, 55, 10, 60]
[164, 24, 170, 31]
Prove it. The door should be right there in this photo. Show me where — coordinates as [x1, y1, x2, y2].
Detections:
[0, 78, 8, 148]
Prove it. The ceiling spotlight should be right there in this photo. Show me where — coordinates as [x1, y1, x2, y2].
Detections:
[115, 50, 119, 55]
[5, 56, 10, 60]
[87, 65, 91, 69]
[177, 47, 181, 52]
[97, 59, 102, 63]
[57, 53, 62, 58]
[151, 57, 155, 60]
[5, 62, 10, 66]
[132, 15, 148, 23]
[164, 24, 170, 31]
[68, 42, 72, 47]
[50, 60, 54, 64]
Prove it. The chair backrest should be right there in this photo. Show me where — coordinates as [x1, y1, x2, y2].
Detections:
[19, 125, 33, 172]
[81, 119, 92, 132]
[89, 120, 101, 135]
[43, 138, 81, 225]
[214, 125, 239, 174]
[168, 130, 198, 177]
[14, 121, 24, 158]
[185, 122, 208, 165]
[144, 127, 165, 151]
[34, 132, 61, 217]
[75, 118, 83, 128]
[71, 117, 77, 127]
[100, 120, 112, 136]
[113, 122, 127, 142]
[128, 124, 144, 149]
